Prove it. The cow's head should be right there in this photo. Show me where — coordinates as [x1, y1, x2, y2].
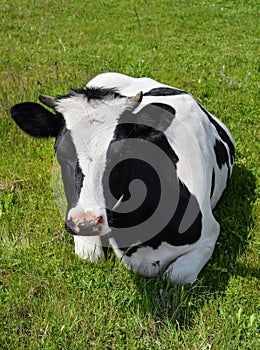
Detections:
[10, 87, 175, 240]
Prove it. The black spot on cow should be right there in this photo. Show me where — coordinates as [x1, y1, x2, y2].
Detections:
[10, 102, 64, 138]
[54, 127, 84, 234]
[124, 179, 202, 255]
[117, 103, 176, 137]
[144, 87, 188, 97]
[104, 109, 202, 255]
[150, 102, 176, 119]
[214, 139, 229, 169]
[214, 139, 231, 184]
[210, 168, 215, 199]
[198, 103, 235, 165]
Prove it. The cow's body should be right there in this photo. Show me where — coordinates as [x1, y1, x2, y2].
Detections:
[10, 73, 234, 284]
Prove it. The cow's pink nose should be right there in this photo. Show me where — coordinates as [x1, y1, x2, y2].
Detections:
[69, 211, 104, 235]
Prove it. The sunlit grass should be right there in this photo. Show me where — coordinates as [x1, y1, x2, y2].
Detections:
[0, 0, 259, 349]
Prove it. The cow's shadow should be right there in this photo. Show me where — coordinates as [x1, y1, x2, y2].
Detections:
[131, 163, 257, 326]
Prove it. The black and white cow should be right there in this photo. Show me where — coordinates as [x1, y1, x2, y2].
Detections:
[10, 73, 234, 284]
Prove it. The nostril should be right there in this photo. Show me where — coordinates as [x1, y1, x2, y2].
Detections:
[89, 220, 96, 227]
[96, 215, 104, 225]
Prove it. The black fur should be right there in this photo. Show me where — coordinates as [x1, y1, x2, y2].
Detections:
[59, 87, 124, 102]
[104, 108, 202, 254]
[144, 87, 187, 96]
[54, 128, 84, 234]
[198, 103, 235, 166]
[210, 168, 215, 200]
[214, 139, 231, 182]
[10, 102, 64, 138]
[116, 103, 176, 138]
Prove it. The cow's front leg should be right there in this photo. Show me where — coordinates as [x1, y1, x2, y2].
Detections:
[164, 222, 220, 284]
[73, 236, 103, 262]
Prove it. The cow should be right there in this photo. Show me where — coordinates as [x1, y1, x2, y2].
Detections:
[10, 72, 234, 284]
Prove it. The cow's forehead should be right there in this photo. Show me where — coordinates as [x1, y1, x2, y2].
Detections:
[55, 91, 129, 166]
[55, 89, 128, 131]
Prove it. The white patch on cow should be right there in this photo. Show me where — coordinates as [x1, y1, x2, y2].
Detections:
[110, 237, 192, 276]
[109, 208, 220, 284]
[164, 220, 220, 284]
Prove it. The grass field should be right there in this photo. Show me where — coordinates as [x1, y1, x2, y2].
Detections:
[0, 0, 259, 349]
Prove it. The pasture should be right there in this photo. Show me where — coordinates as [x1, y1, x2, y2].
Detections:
[0, 0, 259, 349]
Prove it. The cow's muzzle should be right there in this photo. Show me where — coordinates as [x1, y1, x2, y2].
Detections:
[67, 211, 109, 236]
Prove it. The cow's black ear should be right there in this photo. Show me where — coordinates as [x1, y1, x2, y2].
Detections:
[135, 103, 176, 133]
[10, 102, 64, 138]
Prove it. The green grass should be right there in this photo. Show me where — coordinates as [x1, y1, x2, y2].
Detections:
[0, 0, 259, 349]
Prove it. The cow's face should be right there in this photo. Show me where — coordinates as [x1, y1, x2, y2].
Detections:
[10, 88, 147, 237]
[54, 89, 143, 236]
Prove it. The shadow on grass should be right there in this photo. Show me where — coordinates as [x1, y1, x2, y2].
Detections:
[131, 163, 257, 327]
